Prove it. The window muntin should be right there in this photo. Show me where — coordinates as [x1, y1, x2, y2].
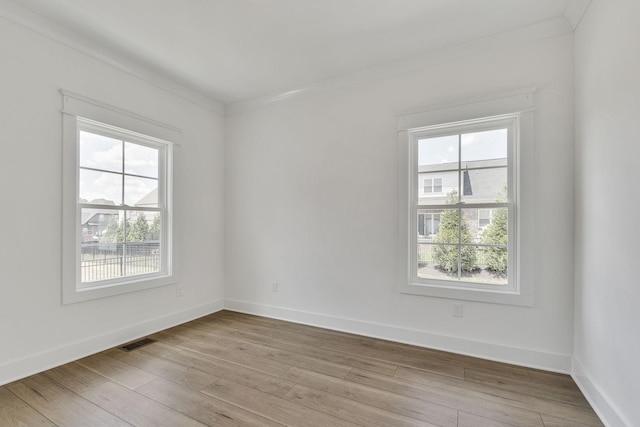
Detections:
[77, 119, 170, 289]
[410, 115, 516, 291]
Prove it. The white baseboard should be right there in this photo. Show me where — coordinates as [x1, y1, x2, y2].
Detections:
[224, 299, 572, 373]
[0, 299, 224, 386]
[572, 358, 630, 427]
[1, 298, 579, 391]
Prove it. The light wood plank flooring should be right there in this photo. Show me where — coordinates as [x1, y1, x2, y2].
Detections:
[1, 310, 603, 426]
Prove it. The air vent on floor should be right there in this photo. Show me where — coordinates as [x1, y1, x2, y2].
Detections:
[120, 338, 156, 352]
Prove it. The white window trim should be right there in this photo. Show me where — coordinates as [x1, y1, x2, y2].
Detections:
[61, 90, 181, 304]
[410, 115, 518, 292]
[397, 89, 535, 306]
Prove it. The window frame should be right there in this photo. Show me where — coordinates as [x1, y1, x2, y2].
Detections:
[397, 90, 535, 306]
[409, 115, 517, 293]
[76, 119, 170, 289]
[62, 91, 180, 304]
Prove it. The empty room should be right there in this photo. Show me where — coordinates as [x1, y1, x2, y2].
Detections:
[0, 0, 638, 426]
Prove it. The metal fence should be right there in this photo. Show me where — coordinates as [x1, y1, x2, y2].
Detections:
[81, 242, 160, 283]
[417, 243, 503, 268]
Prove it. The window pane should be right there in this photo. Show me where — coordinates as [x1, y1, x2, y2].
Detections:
[460, 167, 507, 203]
[124, 176, 158, 207]
[81, 209, 124, 283]
[79, 169, 122, 205]
[461, 128, 507, 162]
[418, 213, 426, 236]
[125, 142, 159, 178]
[418, 135, 458, 166]
[423, 178, 432, 193]
[417, 243, 431, 268]
[124, 210, 161, 276]
[433, 178, 442, 193]
[418, 174, 457, 204]
[463, 207, 508, 243]
[478, 209, 491, 228]
[124, 211, 157, 243]
[480, 208, 508, 246]
[462, 208, 481, 243]
[465, 245, 508, 285]
[79, 131, 122, 172]
[418, 243, 508, 285]
[417, 244, 456, 280]
[433, 213, 440, 235]
[80, 209, 161, 283]
[81, 208, 123, 244]
[418, 243, 481, 281]
[436, 207, 510, 283]
[431, 209, 459, 244]
[417, 209, 441, 238]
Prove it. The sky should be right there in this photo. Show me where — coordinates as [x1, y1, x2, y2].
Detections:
[79, 131, 158, 205]
[418, 128, 507, 166]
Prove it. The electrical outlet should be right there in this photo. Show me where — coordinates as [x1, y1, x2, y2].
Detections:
[272, 281, 278, 292]
[176, 287, 183, 297]
[453, 303, 463, 318]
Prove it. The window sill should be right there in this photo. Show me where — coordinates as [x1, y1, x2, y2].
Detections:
[63, 274, 177, 305]
[398, 281, 533, 306]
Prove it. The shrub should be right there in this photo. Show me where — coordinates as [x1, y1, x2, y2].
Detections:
[480, 185, 508, 274]
[127, 213, 149, 242]
[432, 191, 477, 273]
[481, 207, 508, 274]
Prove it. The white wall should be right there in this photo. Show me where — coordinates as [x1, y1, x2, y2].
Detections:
[0, 16, 225, 384]
[574, 1, 640, 425]
[225, 33, 576, 371]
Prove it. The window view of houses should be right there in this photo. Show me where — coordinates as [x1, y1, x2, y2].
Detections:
[416, 128, 509, 285]
[80, 199, 161, 283]
[78, 130, 162, 284]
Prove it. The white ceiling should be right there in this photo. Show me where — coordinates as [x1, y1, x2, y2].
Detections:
[8, 0, 586, 106]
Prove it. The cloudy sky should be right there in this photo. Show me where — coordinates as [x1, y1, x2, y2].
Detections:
[79, 131, 158, 206]
[418, 128, 507, 166]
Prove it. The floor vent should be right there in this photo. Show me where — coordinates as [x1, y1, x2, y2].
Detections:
[120, 338, 156, 352]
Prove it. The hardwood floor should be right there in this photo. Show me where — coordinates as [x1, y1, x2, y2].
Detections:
[1, 310, 603, 426]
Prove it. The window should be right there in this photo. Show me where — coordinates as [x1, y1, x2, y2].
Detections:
[78, 121, 166, 284]
[62, 91, 179, 304]
[397, 90, 534, 305]
[411, 117, 514, 288]
[478, 209, 492, 229]
[423, 177, 442, 194]
[418, 211, 440, 237]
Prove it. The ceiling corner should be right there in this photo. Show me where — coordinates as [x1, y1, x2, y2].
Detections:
[564, 0, 592, 30]
[0, 0, 224, 114]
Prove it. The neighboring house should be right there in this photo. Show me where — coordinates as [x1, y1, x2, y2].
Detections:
[81, 189, 159, 243]
[417, 158, 507, 242]
[133, 187, 158, 209]
[80, 199, 117, 242]
[130, 187, 160, 241]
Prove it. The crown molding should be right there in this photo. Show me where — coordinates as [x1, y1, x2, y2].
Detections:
[225, 17, 573, 116]
[564, 0, 592, 30]
[0, 0, 224, 115]
[1, 0, 582, 118]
